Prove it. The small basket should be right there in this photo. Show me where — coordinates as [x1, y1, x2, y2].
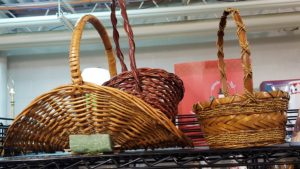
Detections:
[4, 14, 191, 153]
[103, 0, 184, 121]
[193, 8, 289, 149]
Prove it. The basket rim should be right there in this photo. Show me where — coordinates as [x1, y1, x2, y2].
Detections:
[193, 90, 289, 112]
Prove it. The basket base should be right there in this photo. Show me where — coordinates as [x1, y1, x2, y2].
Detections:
[206, 128, 285, 149]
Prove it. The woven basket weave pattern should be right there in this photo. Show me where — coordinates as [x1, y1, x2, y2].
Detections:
[103, 0, 184, 120]
[205, 128, 285, 149]
[5, 85, 189, 151]
[193, 8, 289, 149]
[4, 15, 191, 152]
[104, 68, 184, 119]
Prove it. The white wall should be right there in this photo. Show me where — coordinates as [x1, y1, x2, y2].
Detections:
[0, 55, 7, 118]
[7, 34, 300, 116]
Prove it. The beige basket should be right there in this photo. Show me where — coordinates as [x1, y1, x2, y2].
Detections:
[4, 14, 191, 153]
[193, 8, 289, 149]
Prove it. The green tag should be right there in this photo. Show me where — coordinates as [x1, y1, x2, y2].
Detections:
[69, 134, 113, 154]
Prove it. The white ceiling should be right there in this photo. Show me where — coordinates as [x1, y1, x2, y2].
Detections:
[0, 0, 299, 56]
[0, 0, 299, 34]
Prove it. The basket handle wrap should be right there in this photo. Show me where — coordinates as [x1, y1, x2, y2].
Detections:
[217, 8, 253, 96]
[69, 14, 117, 86]
[111, 0, 128, 72]
[110, 0, 142, 92]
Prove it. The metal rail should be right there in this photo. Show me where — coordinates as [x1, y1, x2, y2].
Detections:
[0, 110, 298, 168]
[1, 144, 300, 168]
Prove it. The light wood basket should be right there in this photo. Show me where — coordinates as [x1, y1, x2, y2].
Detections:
[4, 15, 191, 153]
[193, 8, 289, 149]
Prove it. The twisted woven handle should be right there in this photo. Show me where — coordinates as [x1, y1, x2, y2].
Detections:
[111, 0, 128, 72]
[217, 8, 253, 96]
[110, 0, 142, 91]
[69, 14, 117, 86]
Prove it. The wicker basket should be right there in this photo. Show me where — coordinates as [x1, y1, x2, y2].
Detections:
[4, 14, 191, 153]
[193, 8, 289, 149]
[103, 0, 184, 121]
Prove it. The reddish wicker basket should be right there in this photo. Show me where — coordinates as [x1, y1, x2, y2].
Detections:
[103, 0, 184, 121]
[193, 8, 289, 149]
[4, 14, 191, 153]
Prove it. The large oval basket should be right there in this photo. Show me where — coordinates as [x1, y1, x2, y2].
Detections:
[4, 15, 191, 153]
[193, 8, 289, 149]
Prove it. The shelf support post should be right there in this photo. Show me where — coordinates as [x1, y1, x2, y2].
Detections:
[0, 54, 7, 122]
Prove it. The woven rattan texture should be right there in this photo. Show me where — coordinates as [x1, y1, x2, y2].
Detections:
[205, 128, 285, 149]
[104, 68, 184, 120]
[193, 8, 289, 149]
[4, 15, 191, 152]
[195, 91, 289, 118]
[4, 84, 189, 152]
[103, 0, 184, 121]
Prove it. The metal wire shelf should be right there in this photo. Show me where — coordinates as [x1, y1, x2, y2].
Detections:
[0, 110, 298, 168]
[1, 144, 300, 168]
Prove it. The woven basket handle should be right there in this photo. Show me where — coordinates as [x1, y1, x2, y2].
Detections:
[217, 8, 253, 96]
[110, 0, 142, 91]
[110, 0, 128, 72]
[69, 14, 117, 86]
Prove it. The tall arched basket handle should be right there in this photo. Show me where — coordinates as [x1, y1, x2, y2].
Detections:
[217, 8, 253, 96]
[69, 14, 117, 86]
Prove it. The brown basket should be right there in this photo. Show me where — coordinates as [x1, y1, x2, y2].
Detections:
[193, 8, 289, 149]
[103, 0, 184, 121]
[4, 14, 191, 153]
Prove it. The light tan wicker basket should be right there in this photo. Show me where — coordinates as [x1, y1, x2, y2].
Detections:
[4, 14, 191, 153]
[193, 8, 289, 149]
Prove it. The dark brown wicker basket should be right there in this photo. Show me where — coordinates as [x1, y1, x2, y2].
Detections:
[103, 0, 184, 121]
